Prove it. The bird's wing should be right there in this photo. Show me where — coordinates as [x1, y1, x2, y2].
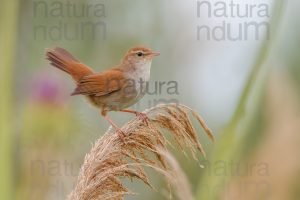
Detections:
[71, 69, 125, 96]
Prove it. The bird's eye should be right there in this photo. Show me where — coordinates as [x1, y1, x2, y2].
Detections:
[136, 52, 143, 57]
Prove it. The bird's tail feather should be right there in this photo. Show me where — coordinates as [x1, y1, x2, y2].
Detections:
[46, 47, 93, 82]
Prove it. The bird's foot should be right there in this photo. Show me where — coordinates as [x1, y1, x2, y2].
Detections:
[120, 109, 150, 125]
[136, 112, 149, 126]
[115, 128, 126, 143]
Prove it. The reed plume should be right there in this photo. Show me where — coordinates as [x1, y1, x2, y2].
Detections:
[68, 104, 214, 200]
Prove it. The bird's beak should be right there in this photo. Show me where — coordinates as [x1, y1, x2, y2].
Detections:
[150, 52, 160, 57]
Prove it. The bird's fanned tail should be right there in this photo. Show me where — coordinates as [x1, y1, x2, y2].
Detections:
[46, 47, 94, 82]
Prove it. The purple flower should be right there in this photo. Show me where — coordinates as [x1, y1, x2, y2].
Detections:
[30, 70, 69, 106]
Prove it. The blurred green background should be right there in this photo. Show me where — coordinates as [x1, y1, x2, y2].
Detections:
[1, 0, 300, 199]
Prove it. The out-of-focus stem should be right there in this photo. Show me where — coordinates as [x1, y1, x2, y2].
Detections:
[0, 1, 19, 199]
[196, 0, 286, 199]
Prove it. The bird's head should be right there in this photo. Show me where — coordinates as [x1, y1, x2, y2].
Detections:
[122, 46, 160, 66]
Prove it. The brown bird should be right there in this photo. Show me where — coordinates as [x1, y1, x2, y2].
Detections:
[46, 46, 160, 141]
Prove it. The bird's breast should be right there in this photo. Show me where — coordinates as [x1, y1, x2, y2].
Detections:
[124, 61, 151, 95]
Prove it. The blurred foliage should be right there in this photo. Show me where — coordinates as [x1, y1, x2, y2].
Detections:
[0, 1, 19, 200]
[197, 0, 286, 199]
[1, 0, 300, 199]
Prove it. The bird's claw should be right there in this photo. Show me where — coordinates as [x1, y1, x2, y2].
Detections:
[116, 128, 126, 143]
[136, 113, 149, 126]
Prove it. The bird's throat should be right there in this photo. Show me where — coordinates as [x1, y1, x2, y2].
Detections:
[125, 61, 151, 83]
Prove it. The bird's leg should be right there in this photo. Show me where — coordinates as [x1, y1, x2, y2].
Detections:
[103, 114, 126, 142]
[120, 109, 149, 125]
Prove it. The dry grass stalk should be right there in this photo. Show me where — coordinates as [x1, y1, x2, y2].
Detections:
[156, 149, 195, 200]
[67, 103, 214, 200]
